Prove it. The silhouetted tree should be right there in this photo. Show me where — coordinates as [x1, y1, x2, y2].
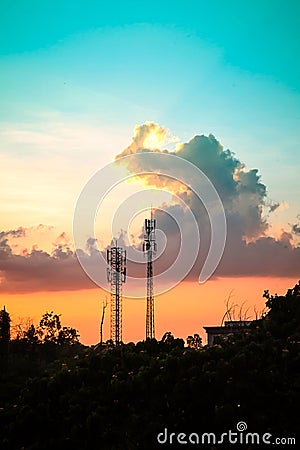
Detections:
[11, 316, 35, 340]
[263, 280, 300, 339]
[57, 326, 80, 345]
[186, 333, 202, 349]
[0, 306, 11, 369]
[38, 311, 79, 345]
[160, 331, 184, 350]
[161, 331, 174, 344]
[23, 324, 39, 344]
[38, 311, 61, 343]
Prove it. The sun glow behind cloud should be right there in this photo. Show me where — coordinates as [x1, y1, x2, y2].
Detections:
[143, 123, 179, 151]
[143, 132, 165, 151]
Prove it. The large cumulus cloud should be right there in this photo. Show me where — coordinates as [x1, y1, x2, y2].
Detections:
[117, 123, 269, 240]
[116, 122, 300, 280]
[0, 123, 299, 293]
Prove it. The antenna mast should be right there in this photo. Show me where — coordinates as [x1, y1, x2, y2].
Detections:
[107, 242, 126, 345]
[143, 209, 157, 339]
[99, 297, 108, 345]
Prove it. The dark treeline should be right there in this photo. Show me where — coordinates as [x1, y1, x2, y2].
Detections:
[0, 283, 300, 449]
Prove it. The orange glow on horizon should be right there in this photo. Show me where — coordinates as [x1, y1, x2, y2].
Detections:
[1, 277, 297, 346]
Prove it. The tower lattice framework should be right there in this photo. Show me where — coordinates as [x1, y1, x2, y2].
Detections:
[143, 210, 157, 339]
[107, 243, 126, 345]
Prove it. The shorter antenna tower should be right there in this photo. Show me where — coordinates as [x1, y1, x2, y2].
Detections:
[107, 242, 126, 345]
[143, 209, 157, 339]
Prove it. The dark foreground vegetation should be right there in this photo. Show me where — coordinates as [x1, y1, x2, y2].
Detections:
[0, 283, 300, 449]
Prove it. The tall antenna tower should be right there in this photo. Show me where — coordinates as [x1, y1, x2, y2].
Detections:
[107, 242, 126, 345]
[143, 209, 157, 339]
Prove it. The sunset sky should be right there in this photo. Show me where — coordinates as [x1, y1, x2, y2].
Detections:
[1, 0, 300, 344]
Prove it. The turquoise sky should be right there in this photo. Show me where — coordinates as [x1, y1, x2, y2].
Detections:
[1, 0, 300, 235]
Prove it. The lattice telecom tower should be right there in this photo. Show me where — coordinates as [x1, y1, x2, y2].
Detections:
[143, 210, 157, 339]
[107, 243, 126, 345]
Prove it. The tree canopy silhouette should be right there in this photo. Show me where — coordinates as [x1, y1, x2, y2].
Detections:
[0, 284, 299, 449]
[262, 280, 300, 339]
